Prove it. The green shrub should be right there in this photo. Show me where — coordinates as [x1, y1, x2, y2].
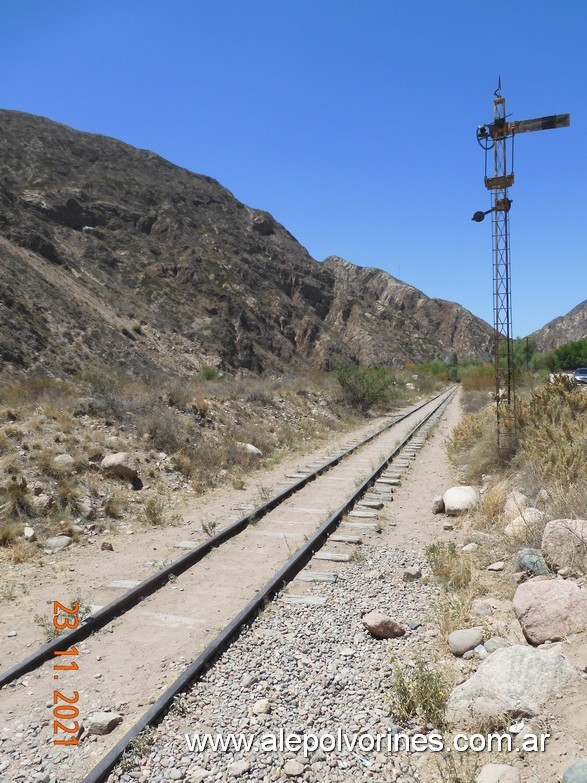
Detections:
[335, 363, 398, 411]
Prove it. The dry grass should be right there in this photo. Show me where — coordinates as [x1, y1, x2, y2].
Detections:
[388, 655, 452, 728]
[426, 542, 472, 590]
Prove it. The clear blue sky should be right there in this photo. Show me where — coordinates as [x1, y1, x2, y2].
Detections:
[1, 1, 585, 337]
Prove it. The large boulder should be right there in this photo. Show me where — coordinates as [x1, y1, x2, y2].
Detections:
[541, 519, 587, 572]
[445, 645, 577, 727]
[443, 486, 479, 516]
[504, 508, 546, 540]
[100, 452, 138, 480]
[512, 579, 587, 645]
[563, 761, 587, 783]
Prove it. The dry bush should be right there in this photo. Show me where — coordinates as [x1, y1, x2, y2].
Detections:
[426, 542, 472, 590]
[0, 477, 34, 520]
[172, 452, 194, 477]
[461, 389, 491, 415]
[388, 656, 452, 727]
[0, 522, 24, 547]
[516, 379, 587, 484]
[7, 540, 37, 564]
[104, 494, 123, 518]
[448, 408, 500, 483]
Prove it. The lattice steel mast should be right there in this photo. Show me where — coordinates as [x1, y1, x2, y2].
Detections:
[473, 80, 570, 454]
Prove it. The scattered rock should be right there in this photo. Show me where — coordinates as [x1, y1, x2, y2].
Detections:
[100, 452, 138, 480]
[101, 541, 114, 552]
[448, 628, 483, 657]
[542, 519, 587, 572]
[487, 561, 504, 571]
[86, 711, 123, 735]
[402, 566, 422, 582]
[443, 486, 479, 516]
[227, 760, 250, 777]
[365, 570, 384, 580]
[477, 764, 521, 783]
[504, 507, 546, 540]
[518, 547, 549, 575]
[484, 636, 510, 653]
[53, 453, 75, 469]
[445, 645, 578, 727]
[512, 579, 587, 645]
[283, 760, 305, 777]
[7, 630, 17, 637]
[462, 543, 479, 553]
[432, 495, 445, 514]
[236, 442, 263, 457]
[563, 760, 587, 783]
[443, 522, 454, 531]
[45, 535, 72, 552]
[504, 490, 529, 521]
[23, 525, 36, 541]
[252, 698, 271, 715]
[362, 611, 405, 639]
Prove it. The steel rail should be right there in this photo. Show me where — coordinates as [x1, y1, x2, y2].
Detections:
[0, 387, 448, 689]
[79, 387, 456, 783]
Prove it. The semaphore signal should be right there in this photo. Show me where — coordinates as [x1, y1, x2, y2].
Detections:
[472, 79, 570, 454]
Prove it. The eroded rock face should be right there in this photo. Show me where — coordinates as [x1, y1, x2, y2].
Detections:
[512, 579, 587, 645]
[445, 645, 578, 727]
[541, 519, 587, 572]
[0, 110, 494, 377]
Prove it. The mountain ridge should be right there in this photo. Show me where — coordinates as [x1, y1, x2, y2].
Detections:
[0, 109, 494, 377]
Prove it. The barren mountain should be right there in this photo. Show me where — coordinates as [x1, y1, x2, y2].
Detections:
[530, 300, 587, 351]
[0, 110, 493, 377]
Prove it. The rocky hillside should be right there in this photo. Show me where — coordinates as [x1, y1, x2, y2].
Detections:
[530, 299, 587, 351]
[0, 110, 493, 377]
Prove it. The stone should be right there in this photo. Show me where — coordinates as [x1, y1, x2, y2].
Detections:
[23, 525, 36, 541]
[252, 698, 271, 715]
[227, 760, 250, 777]
[168, 770, 183, 781]
[487, 561, 504, 571]
[45, 535, 72, 552]
[53, 453, 74, 469]
[563, 761, 587, 783]
[504, 490, 528, 521]
[448, 628, 483, 657]
[462, 543, 479, 553]
[283, 760, 304, 777]
[101, 541, 114, 551]
[236, 441, 262, 457]
[77, 496, 94, 519]
[443, 486, 479, 516]
[477, 764, 521, 783]
[100, 452, 138, 480]
[445, 645, 577, 727]
[542, 519, 587, 572]
[86, 711, 123, 735]
[518, 547, 549, 575]
[432, 495, 445, 514]
[512, 579, 587, 645]
[189, 768, 210, 782]
[504, 508, 546, 540]
[484, 636, 510, 653]
[362, 611, 405, 639]
[7, 630, 17, 637]
[402, 566, 422, 582]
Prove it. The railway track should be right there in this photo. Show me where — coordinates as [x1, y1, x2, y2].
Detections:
[0, 387, 456, 783]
